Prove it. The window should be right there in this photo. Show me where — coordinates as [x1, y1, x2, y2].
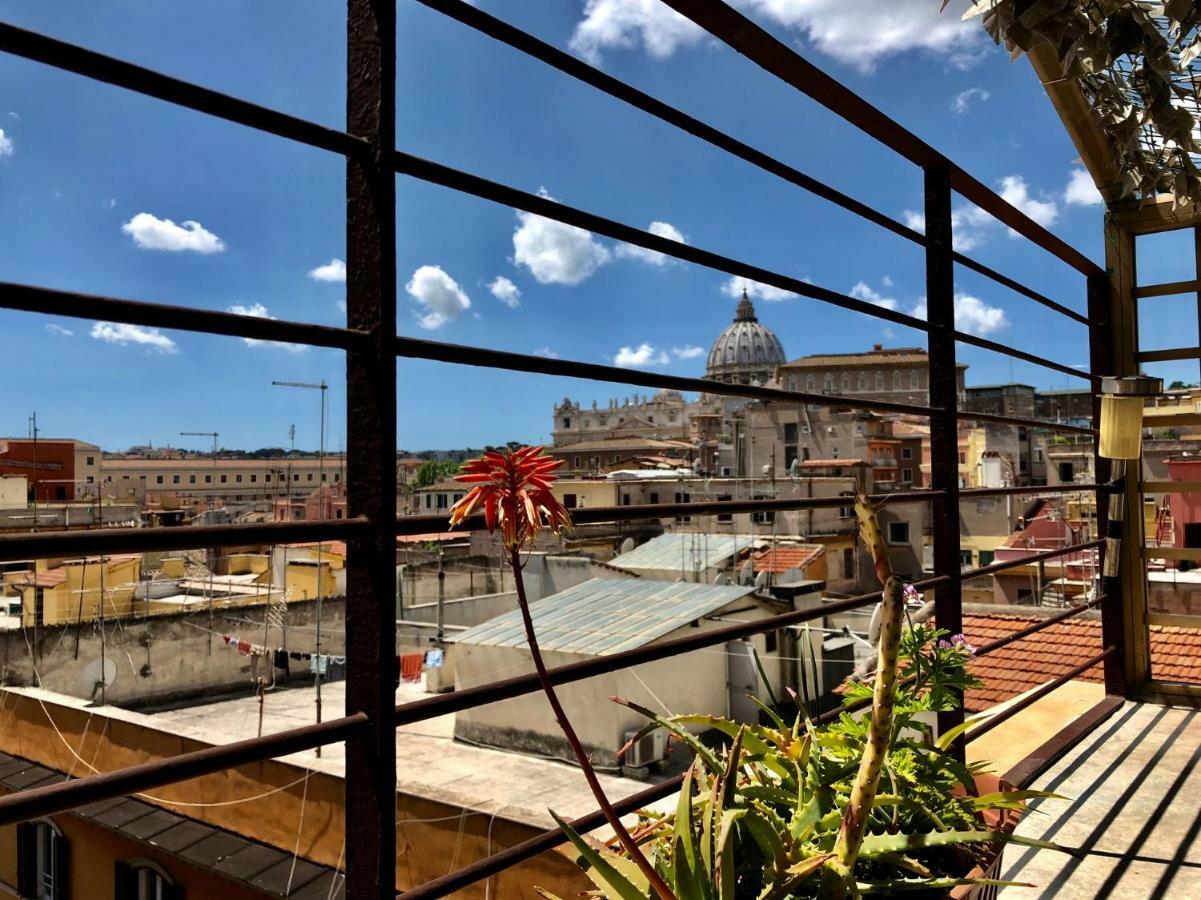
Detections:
[783, 423, 799, 469]
[1034, 448, 1044, 462]
[436, 494, 448, 510]
[800, 422, 810, 435]
[831, 447, 839, 459]
[960, 550, 974, 569]
[250, 474, 257, 483]
[842, 547, 854, 579]
[887, 521, 910, 545]
[1059, 462, 1075, 482]
[1016, 589, 1034, 605]
[563, 493, 577, 509]
[85, 456, 95, 466]
[573, 456, 580, 468]
[840, 373, 850, 392]
[17, 820, 66, 900]
[875, 372, 884, 390]
[958, 452, 966, 464]
[823, 374, 834, 392]
[114, 861, 181, 900]
[979, 550, 995, 567]
[156, 475, 164, 485]
[204, 475, 211, 484]
[294, 474, 300, 481]
[322, 473, 328, 482]
[220, 475, 227, 483]
[86, 476, 94, 484]
[805, 375, 816, 392]
[648, 492, 659, 505]
[717, 493, 733, 523]
[901, 468, 913, 484]
[172, 475, 180, 484]
[562, 417, 571, 429]
[424, 494, 432, 509]
[235, 474, 242, 483]
[838, 492, 854, 519]
[858, 373, 868, 391]
[892, 371, 902, 390]
[334, 472, 341, 483]
[901, 447, 913, 460]
[788, 375, 798, 392]
[336, 509, 344, 519]
[621, 494, 631, 506]
[265, 472, 272, 482]
[910, 371, 919, 390]
[673, 491, 691, 523]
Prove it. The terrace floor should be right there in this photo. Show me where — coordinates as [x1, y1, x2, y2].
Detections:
[1003, 701, 1201, 898]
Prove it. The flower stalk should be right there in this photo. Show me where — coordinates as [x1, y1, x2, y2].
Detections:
[450, 447, 675, 900]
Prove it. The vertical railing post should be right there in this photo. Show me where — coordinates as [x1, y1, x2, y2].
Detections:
[1087, 273, 1124, 697]
[346, 1, 397, 896]
[923, 163, 964, 754]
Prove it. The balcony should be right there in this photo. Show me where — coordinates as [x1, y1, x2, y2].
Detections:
[1, 2, 1200, 899]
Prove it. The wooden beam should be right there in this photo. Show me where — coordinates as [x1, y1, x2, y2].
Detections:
[1133, 279, 1200, 298]
[1110, 195, 1201, 235]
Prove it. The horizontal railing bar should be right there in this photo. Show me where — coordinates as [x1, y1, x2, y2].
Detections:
[1138, 347, 1201, 363]
[959, 483, 1104, 499]
[954, 331, 1099, 383]
[396, 491, 941, 537]
[416, 0, 924, 247]
[1003, 695, 1125, 788]
[1143, 481, 1201, 493]
[1143, 547, 1201, 561]
[397, 775, 684, 899]
[0, 22, 366, 158]
[391, 150, 932, 333]
[393, 577, 950, 729]
[1144, 413, 1201, 427]
[657, 0, 1104, 279]
[957, 409, 1096, 435]
[395, 333, 940, 416]
[0, 712, 368, 828]
[960, 539, 1104, 582]
[951, 252, 1089, 325]
[1145, 612, 1201, 628]
[1, 282, 363, 351]
[971, 597, 1102, 659]
[0, 518, 369, 564]
[1133, 279, 1200, 298]
[967, 647, 1114, 742]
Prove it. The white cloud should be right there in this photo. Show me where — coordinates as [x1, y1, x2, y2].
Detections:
[1064, 168, 1104, 206]
[570, 0, 983, 73]
[849, 280, 898, 311]
[308, 258, 346, 282]
[720, 276, 796, 302]
[7, 112, 18, 121]
[513, 188, 611, 285]
[227, 303, 306, 352]
[910, 292, 1008, 336]
[614, 342, 670, 368]
[405, 265, 471, 330]
[672, 345, 704, 359]
[569, 0, 706, 65]
[0, 128, 12, 157]
[488, 275, 522, 308]
[104, 198, 117, 209]
[881, 275, 893, 287]
[121, 212, 224, 253]
[534, 346, 560, 359]
[951, 87, 991, 114]
[614, 220, 688, 266]
[998, 175, 1058, 232]
[90, 321, 178, 354]
[44, 323, 73, 337]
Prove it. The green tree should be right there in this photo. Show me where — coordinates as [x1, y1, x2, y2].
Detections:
[414, 459, 459, 487]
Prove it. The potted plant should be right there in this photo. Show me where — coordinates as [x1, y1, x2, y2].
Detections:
[450, 449, 1069, 898]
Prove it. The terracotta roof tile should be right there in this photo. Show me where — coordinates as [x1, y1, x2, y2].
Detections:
[753, 545, 824, 574]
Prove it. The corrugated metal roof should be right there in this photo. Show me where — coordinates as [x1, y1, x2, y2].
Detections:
[452, 577, 755, 655]
[608, 533, 761, 574]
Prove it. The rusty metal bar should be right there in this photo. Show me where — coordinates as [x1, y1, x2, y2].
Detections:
[0, 713, 368, 828]
[924, 163, 965, 755]
[656, 0, 1104, 278]
[391, 150, 932, 333]
[967, 648, 1115, 742]
[1137, 347, 1201, 363]
[960, 539, 1104, 582]
[952, 251, 1088, 325]
[959, 483, 1104, 499]
[344, 0, 397, 895]
[396, 334, 941, 416]
[0, 518, 368, 564]
[957, 409, 1096, 435]
[954, 330, 1099, 383]
[1132, 279, 1200, 298]
[0, 22, 365, 158]
[397, 490, 942, 537]
[1, 282, 364, 350]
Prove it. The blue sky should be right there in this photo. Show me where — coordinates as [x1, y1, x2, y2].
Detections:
[0, 1, 1193, 452]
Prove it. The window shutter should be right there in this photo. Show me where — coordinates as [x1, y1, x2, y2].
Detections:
[52, 832, 69, 900]
[113, 861, 135, 900]
[16, 822, 36, 898]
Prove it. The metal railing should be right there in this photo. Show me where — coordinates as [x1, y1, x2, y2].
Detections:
[0, 2, 1123, 897]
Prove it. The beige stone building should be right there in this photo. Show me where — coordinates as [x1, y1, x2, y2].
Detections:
[100, 455, 346, 506]
[776, 345, 967, 407]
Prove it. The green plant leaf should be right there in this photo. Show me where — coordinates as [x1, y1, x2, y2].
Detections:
[856, 877, 1035, 893]
[672, 763, 709, 900]
[970, 789, 1065, 810]
[715, 809, 746, 899]
[859, 828, 1078, 858]
[550, 810, 649, 900]
[614, 699, 723, 771]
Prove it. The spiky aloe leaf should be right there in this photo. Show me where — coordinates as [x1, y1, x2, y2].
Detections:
[715, 809, 746, 899]
[550, 810, 650, 900]
[970, 789, 1066, 811]
[741, 809, 788, 874]
[935, 709, 999, 750]
[868, 853, 932, 878]
[672, 762, 710, 900]
[858, 828, 1078, 858]
[750, 644, 781, 712]
[790, 794, 822, 842]
[613, 699, 723, 771]
[757, 852, 835, 900]
[533, 889, 568, 900]
[855, 877, 1035, 893]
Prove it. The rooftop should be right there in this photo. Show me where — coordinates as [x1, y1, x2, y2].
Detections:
[452, 577, 757, 654]
[608, 532, 762, 575]
[752, 544, 825, 574]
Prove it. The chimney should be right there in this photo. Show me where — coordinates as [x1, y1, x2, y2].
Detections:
[872, 343, 883, 351]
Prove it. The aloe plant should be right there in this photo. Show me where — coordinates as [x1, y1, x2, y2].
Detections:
[542, 493, 1073, 898]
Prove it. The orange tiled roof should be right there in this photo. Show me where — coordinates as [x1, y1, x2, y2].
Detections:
[961, 611, 1201, 712]
[753, 545, 824, 574]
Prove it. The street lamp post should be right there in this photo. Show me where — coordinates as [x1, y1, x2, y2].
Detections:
[272, 380, 328, 751]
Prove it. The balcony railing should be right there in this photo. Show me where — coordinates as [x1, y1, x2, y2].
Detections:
[0, 1, 1130, 897]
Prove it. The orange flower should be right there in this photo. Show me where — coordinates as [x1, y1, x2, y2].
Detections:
[448, 446, 572, 548]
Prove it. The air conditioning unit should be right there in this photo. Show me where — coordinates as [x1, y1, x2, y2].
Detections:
[623, 729, 666, 769]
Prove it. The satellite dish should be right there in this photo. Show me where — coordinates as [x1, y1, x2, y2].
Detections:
[754, 570, 769, 589]
[867, 602, 883, 646]
[788, 457, 800, 478]
[619, 537, 636, 554]
[78, 657, 118, 701]
[738, 559, 754, 585]
[761, 463, 772, 477]
[712, 572, 729, 585]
